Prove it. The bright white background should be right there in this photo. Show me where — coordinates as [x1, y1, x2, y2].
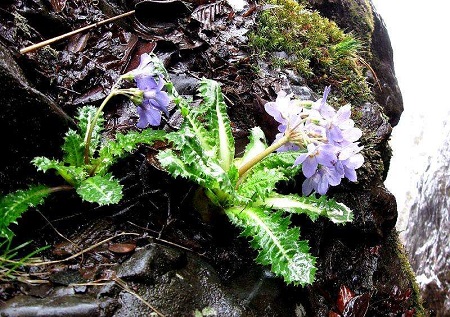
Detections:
[371, 1, 450, 233]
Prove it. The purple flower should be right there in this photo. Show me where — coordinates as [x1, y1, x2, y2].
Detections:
[135, 75, 169, 128]
[294, 143, 337, 177]
[302, 165, 342, 195]
[263, 86, 364, 195]
[337, 143, 364, 182]
[129, 53, 155, 80]
[264, 90, 308, 151]
[264, 90, 306, 130]
[313, 86, 335, 118]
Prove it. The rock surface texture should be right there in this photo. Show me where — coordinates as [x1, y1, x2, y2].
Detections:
[405, 121, 450, 316]
[0, 0, 424, 316]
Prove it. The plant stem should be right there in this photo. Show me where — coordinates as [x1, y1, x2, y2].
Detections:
[83, 79, 125, 165]
[49, 185, 74, 193]
[238, 134, 290, 177]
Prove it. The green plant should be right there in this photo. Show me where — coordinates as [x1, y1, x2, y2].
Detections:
[0, 240, 49, 282]
[0, 91, 165, 242]
[158, 78, 359, 285]
[1, 53, 363, 286]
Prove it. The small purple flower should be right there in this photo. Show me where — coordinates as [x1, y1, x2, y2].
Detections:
[313, 86, 335, 118]
[135, 75, 169, 128]
[264, 90, 296, 125]
[302, 165, 342, 195]
[337, 143, 364, 182]
[263, 86, 364, 195]
[129, 53, 155, 80]
[264, 90, 306, 130]
[294, 143, 337, 177]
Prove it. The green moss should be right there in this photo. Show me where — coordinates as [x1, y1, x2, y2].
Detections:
[346, 0, 375, 44]
[249, 0, 372, 105]
[392, 233, 427, 316]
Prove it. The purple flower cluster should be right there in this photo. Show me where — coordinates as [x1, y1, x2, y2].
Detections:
[264, 87, 364, 195]
[128, 53, 170, 128]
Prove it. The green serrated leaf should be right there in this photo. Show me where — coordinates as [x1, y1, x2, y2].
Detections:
[162, 127, 235, 194]
[62, 129, 84, 167]
[0, 185, 52, 240]
[77, 105, 104, 157]
[178, 102, 214, 157]
[236, 167, 287, 203]
[95, 129, 166, 175]
[254, 151, 303, 178]
[262, 193, 353, 224]
[76, 174, 123, 205]
[32, 157, 87, 186]
[198, 79, 235, 171]
[225, 206, 316, 286]
[157, 149, 210, 187]
[158, 143, 234, 204]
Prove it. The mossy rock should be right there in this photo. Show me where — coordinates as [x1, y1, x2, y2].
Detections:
[249, 0, 372, 106]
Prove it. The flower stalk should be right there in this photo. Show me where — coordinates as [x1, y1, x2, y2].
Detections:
[238, 134, 290, 177]
[83, 88, 118, 165]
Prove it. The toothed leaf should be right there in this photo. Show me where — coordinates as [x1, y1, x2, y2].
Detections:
[225, 206, 316, 286]
[158, 127, 234, 195]
[0, 185, 52, 240]
[95, 129, 166, 175]
[254, 151, 303, 177]
[62, 129, 84, 167]
[77, 105, 104, 157]
[32, 157, 88, 186]
[198, 78, 235, 171]
[262, 193, 353, 224]
[236, 167, 287, 203]
[76, 174, 123, 205]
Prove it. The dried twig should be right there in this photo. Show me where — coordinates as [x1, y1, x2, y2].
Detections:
[0, 232, 140, 266]
[19, 10, 135, 54]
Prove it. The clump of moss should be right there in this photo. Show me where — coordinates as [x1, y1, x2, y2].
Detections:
[249, 0, 372, 105]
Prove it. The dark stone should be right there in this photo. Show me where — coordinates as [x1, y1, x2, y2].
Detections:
[0, 293, 117, 317]
[370, 5, 404, 127]
[112, 243, 307, 316]
[116, 243, 186, 281]
[0, 42, 70, 194]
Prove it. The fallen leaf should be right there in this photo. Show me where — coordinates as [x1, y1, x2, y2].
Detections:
[337, 285, 355, 313]
[342, 293, 370, 317]
[108, 243, 136, 254]
[51, 0, 67, 12]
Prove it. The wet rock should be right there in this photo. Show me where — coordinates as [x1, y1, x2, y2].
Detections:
[0, 42, 70, 194]
[116, 243, 186, 280]
[404, 121, 450, 315]
[112, 243, 306, 316]
[306, 0, 404, 127]
[0, 293, 117, 317]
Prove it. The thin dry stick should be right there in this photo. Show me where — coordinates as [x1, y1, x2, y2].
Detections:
[69, 277, 166, 317]
[0, 232, 140, 266]
[114, 277, 166, 317]
[19, 10, 135, 54]
[36, 209, 80, 252]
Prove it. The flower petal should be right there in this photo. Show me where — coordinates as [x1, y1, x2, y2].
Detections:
[135, 75, 158, 91]
[137, 103, 161, 127]
[302, 157, 318, 178]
